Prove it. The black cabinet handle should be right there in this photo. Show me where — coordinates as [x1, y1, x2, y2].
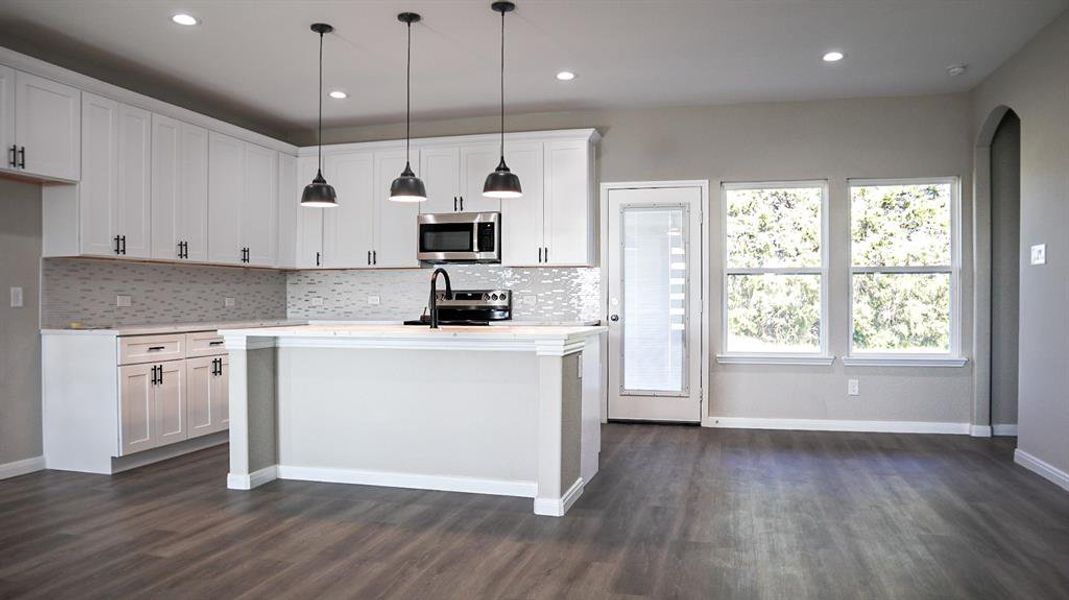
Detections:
[315, 251, 320, 267]
[209, 340, 224, 346]
[544, 246, 548, 263]
[150, 365, 157, 385]
[120, 235, 127, 255]
[367, 250, 371, 266]
[17, 146, 25, 169]
[372, 250, 377, 265]
[459, 196, 464, 211]
[453, 197, 457, 211]
[538, 247, 542, 263]
[148, 346, 165, 352]
[7, 145, 15, 168]
[158, 365, 164, 385]
[114, 235, 121, 255]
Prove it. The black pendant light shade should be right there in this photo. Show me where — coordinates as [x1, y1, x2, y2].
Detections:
[302, 22, 338, 208]
[484, 1, 522, 199]
[390, 12, 427, 202]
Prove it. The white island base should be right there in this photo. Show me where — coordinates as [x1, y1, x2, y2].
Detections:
[220, 324, 605, 517]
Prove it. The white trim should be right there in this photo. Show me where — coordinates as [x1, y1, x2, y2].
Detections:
[970, 425, 992, 437]
[703, 416, 971, 435]
[533, 477, 585, 517]
[1015, 449, 1069, 492]
[301, 128, 600, 157]
[993, 424, 1018, 436]
[841, 355, 967, 367]
[276, 465, 538, 498]
[716, 354, 835, 366]
[227, 465, 278, 490]
[721, 180, 830, 357]
[0, 455, 45, 480]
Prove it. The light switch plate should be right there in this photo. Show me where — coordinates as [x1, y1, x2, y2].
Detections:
[848, 379, 860, 396]
[116, 295, 132, 307]
[1030, 243, 1046, 265]
[367, 295, 381, 306]
[9, 286, 23, 308]
[224, 297, 236, 307]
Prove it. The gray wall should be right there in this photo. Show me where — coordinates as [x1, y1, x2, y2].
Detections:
[0, 179, 42, 465]
[973, 11, 1069, 473]
[318, 93, 977, 426]
[990, 112, 1020, 429]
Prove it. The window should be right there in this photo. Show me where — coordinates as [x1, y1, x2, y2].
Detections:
[849, 178, 958, 355]
[722, 182, 828, 355]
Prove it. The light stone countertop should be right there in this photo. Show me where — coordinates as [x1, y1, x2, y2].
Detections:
[41, 320, 305, 337]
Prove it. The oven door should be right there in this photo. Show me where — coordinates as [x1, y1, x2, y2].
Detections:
[417, 212, 500, 263]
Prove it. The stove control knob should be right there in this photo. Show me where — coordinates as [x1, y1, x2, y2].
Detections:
[483, 293, 490, 300]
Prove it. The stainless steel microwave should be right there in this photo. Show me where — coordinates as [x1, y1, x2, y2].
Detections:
[417, 212, 501, 263]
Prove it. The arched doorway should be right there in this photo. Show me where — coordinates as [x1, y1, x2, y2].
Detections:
[989, 110, 1020, 436]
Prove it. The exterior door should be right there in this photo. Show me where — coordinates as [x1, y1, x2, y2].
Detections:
[606, 184, 704, 422]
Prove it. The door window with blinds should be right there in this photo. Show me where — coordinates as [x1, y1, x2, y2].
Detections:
[621, 206, 689, 393]
[849, 178, 958, 355]
[722, 181, 828, 355]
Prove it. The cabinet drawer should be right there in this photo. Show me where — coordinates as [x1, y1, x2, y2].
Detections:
[118, 334, 185, 365]
[186, 331, 227, 357]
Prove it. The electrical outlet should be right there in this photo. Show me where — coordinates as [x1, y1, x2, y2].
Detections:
[848, 379, 860, 396]
[367, 295, 381, 306]
[224, 297, 236, 307]
[9, 287, 23, 308]
[116, 295, 132, 307]
[1030, 243, 1046, 265]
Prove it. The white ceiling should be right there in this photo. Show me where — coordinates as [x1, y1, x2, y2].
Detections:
[0, 0, 1064, 141]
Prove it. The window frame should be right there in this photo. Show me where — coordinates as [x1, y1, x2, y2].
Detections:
[719, 180, 831, 362]
[845, 176, 964, 364]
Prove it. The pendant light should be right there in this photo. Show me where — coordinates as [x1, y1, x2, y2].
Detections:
[483, 1, 522, 199]
[301, 23, 338, 208]
[389, 12, 427, 202]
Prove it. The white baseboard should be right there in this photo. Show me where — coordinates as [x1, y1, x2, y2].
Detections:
[534, 477, 585, 517]
[0, 455, 45, 480]
[970, 425, 992, 438]
[276, 465, 537, 498]
[703, 416, 971, 435]
[1015, 449, 1069, 492]
[993, 424, 1018, 436]
[227, 465, 278, 490]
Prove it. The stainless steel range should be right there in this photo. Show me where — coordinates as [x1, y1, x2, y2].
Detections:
[404, 288, 512, 326]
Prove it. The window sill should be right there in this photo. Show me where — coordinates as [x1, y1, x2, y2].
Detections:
[841, 356, 968, 368]
[716, 354, 835, 366]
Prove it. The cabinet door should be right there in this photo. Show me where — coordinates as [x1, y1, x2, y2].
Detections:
[151, 114, 182, 260]
[373, 150, 419, 268]
[115, 104, 152, 258]
[14, 71, 80, 181]
[242, 143, 278, 266]
[418, 145, 460, 214]
[275, 153, 298, 268]
[79, 93, 119, 256]
[186, 356, 215, 438]
[207, 131, 245, 264]
[155, 361, 187, 445]
[0, 65, 13, 173]
[119, 363, 156, 456]
[214, 356, 229, 430]
[458, 144, 502, 213]
[543, 140, 593, 266]
[177, 122, 209, 261]
[294, 156, 324, 268]
[322, 152, 374, 268]
[500, 142, 545, 266]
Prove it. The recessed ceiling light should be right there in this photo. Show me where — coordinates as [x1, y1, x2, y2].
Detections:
[171, 13, 198, 26]
[556, 71, 576, 81]
[822, 51, 845, 63]
[328, 90, 348, 99]
[946, 64, 967, 77]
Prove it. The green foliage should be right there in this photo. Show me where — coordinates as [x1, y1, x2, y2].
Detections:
[728, 274, 821, 351]
[851, 184, 951, 267]
[726, 187, 821, 268]
[852, 273, 950, 352]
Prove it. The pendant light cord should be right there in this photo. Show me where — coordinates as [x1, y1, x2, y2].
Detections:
[406, 19, 412, 166]
[317, 29, 324, 172]
[499, 8, 505, 160]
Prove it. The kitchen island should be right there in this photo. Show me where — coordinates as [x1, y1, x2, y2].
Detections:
[220, 323, 606, 516]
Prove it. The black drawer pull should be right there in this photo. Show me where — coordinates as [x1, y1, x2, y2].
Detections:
[147, 346, 166, 351]
[209, 341, 224, 346]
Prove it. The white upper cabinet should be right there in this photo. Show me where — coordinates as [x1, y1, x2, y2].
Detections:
[459, 144, 503, 214]
[499, 142, 545, 266]
[322, 151, 374, 268]
[418, 145, 460, 214]
[78, 92, 119, 256]
[293, 156, 324, 268]
[152, 114, 208, 262]
[373, 149, 420, 268]
[115, 104, 152, 258]
[0, 65, 13, 172]
[543, 139, 595, 266]
[275, 152, 299, 268]
[13, 70, 80, 181]
[207, 131, 245, 264]
[242, 143, 278, 266]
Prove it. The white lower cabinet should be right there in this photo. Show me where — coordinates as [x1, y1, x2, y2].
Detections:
[118, 359, 187, 455]
[187, 355, 229, 438]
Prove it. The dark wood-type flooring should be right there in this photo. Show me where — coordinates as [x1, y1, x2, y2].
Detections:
[2, 425, 1068, 599]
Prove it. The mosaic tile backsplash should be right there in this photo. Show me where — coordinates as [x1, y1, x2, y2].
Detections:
[42, 258, 288, 328]
[287, 265, 601, 323]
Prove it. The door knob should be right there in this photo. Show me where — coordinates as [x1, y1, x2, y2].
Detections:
[609, 314, 619, 322]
